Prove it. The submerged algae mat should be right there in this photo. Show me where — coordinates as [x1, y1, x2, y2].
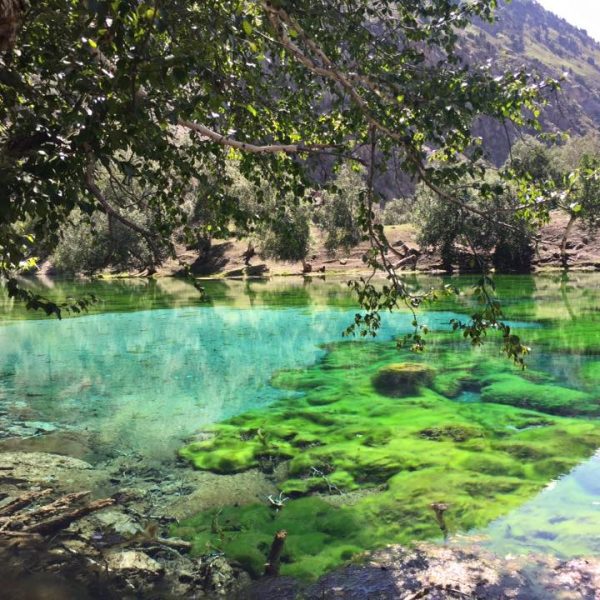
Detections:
[174, 341, 600, 580]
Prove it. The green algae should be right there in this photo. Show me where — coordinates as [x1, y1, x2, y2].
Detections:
[580, 360, 600, 385]
[480, 374, 600, 416]
[175, 340, 600, 580]
[515, 320, 600, 355]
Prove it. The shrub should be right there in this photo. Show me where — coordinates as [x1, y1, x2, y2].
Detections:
[314, 165, 364, 255]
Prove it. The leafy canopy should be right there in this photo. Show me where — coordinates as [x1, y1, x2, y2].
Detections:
[1, 0, 555, 359]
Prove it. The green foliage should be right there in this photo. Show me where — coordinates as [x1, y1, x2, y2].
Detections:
[0, 0, 557, 353]
[510, 135, 560, 182]
[382, 198, 411, 226]
[503, 133, 600, 267]
[52, 208, 163, 276]
[260, 205, 311, 262]
[52, 212, 109, 276]
[314, 166, 364, 255]
[413, 179, 534, 272]
[228, 166, 312, 262]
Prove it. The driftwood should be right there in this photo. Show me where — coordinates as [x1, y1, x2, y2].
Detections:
[264, 529, 287, 577]
[0, 530, 43, 540]
[430, 502, 449, 541]
[394, 253, 419, 270]
[27, 497, 115, 535]
[153, 537, 192, 551]
[0, 489, 115, 542]
[0, 488, 53, 516]
[20, 491, 91, 524]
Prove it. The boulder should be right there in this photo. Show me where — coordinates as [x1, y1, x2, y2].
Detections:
[372, 363, 435, 396]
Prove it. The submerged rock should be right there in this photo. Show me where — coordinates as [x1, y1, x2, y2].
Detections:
[93, 509, 144, 537]
[372, 363, 435, 396]
[105, 550, 164, 578]
[0, 431, 94, 460]
[200, 555, 251, 597]
[0, 451, 103, 492]
[480, 374, 599, 417]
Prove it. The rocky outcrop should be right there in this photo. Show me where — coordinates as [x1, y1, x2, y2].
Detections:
[244, 542, 600, 599]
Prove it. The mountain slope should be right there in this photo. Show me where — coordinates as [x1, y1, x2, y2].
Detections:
[467, 0, 600, 163]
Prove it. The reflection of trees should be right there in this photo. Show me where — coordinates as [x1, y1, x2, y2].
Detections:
[558, 272, 576, 322]
[0, 283, 476, 461]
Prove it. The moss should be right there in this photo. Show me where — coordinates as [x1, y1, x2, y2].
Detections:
[480, 374, 599, 416]
[432, 370, 474, 397]
[372, 363, 435, 396]
[176, 340, 600, 580]
[580, 360, 600, 386]
[494, 441, 552, 461]
[516, 320, 600, 355]
[461, 454, 526, 478]
[419, 424, 484, 442]
[174, 497, 368, 580]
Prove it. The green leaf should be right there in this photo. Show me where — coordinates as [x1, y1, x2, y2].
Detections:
[242, 20, 253, 36]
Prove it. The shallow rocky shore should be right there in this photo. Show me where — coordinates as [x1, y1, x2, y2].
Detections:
[1, 449, 599, 599]
[0, 450, 253, 599]
[245, 543, 600, 599]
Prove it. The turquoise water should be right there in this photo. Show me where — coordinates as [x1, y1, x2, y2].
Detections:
[0, 288, 478, 460]
[484, 450, 600, 557]
[1, 274, 599, 564]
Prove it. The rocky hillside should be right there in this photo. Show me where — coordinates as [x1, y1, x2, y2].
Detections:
[467, 0, 600, 164]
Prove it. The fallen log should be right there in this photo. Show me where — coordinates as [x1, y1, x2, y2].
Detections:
[26, 497, 115, 535]
[0, 530, 43, 540]
[394, 253, 419, 270]
[19, 491, 91, 524]
[154, 537, 192, 552]
[0, 488, 53, 516]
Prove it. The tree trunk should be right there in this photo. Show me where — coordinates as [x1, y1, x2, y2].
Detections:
[560, 213, 577, 268]
[0, 0, 25, 51]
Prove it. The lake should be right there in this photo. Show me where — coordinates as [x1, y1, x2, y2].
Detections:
[0, 273, 599, 579]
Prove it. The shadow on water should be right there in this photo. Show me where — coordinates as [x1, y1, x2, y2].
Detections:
[0, 572, 93, 600]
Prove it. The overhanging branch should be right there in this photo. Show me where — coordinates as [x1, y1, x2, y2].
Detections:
[178, 120, 335, 155]
[84, 153, 162, 267]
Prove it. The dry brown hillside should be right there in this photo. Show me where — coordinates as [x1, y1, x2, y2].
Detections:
[153, 213, 600, 280]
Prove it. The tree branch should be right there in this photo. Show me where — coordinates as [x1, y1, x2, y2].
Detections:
[84, 151, 162, 267]
[178, 120, 335, 155]
[261, 2, 518, 231]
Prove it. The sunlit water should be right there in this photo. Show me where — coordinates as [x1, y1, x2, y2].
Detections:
[0, 302, 479, 460]
[484, 450, 600, 556]
[1, 274, 599, 561]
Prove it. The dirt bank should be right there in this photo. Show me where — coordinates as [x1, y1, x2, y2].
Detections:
[148, 213, 600, 281]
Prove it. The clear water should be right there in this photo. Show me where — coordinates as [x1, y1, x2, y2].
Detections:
[484, 450, 600, 557]
[1, 274, 599, 564]
[0, 278, 492, 461]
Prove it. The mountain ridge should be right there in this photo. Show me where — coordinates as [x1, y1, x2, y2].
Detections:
[467, 0, 600, 164]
